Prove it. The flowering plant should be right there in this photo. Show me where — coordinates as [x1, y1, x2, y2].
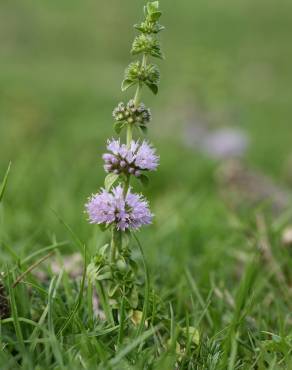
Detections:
[85, 1, 164, 325]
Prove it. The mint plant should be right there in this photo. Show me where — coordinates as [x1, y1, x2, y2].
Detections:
[85, 2, 164, 326]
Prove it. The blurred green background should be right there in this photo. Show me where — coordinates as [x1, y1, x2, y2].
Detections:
[1, 0, 292, 277]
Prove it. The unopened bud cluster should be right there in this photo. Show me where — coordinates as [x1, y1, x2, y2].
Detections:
[103, 154, 142, 177]
[113, 100, 151, 128]
[123, 61, 160, 94]
[131, 34, 163, 59]
[134, 1, 165, 34]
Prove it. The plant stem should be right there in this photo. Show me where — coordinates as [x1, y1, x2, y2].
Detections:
[110, 227, 117, 263]
[110, 228, 122, 264]
[125, 53, 147, 190]
[133, 54, 147, 108]
[126, 123, 133, 147]
[87, 279, 93, 327]
[133, 83, 142, 108]
[96, 282, 114, 324]
[124, 174, 130, 197]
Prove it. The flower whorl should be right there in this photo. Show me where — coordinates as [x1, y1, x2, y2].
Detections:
[86, 185, 152, 231]
[103, 139, 159, 177]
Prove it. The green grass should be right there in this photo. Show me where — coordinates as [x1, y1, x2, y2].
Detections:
[1, 0, 292, 368]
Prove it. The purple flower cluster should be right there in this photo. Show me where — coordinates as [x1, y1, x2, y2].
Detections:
[85, 185, 152, 231]
[103, 139, 159, 177]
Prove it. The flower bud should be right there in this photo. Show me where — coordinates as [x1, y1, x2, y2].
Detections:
[104, 164, 112, 172]
[102, 154, 114, 162]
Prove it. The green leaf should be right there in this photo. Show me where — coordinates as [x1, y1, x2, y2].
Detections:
[108, 283, 119, 297]
[96, 272, 112, 281]
[151, 49, 164, 59]
[121, 79, 136, 91]
[129, 286, 139, 309]
[104, 173, 119, 191]
[156, 24, 165, 32]
[149, 11, 162, 22]
[99, 243, 110, 255]
[139, 125, 148, 135]
[145, 82, 158, 95]
[98, 223, 110, 232]
[114, 121, 125, 134]
[139, 174, 149, 187]
[147, 1, 159, 14]
[0, 162, 11, 204]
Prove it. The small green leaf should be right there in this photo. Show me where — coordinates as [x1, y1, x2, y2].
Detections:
[114, 121, 125, 134]
[121, 79, 136, 91]
[147, 1, 159, 14]
[98, 223, 110, 232]
[108, 284, 119, 297]
[145, 82, 158, 95]
[104, 173, 119, 191]
[149, 11, 162, 22]
[151, 49, 164, 59]
[96, 272, 112, 281]
[99, 243, 110, 255]
[129, 258, 138, 273]
[129, 286, 139, 309]
[0, 162, 11, 204]
[139, 174, 149, 187]
[139, 125, 148, 135]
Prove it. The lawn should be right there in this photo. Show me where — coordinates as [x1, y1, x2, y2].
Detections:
[1, 0, 292, 368]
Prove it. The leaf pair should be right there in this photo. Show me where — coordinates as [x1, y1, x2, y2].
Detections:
[104, 172, 149, 192]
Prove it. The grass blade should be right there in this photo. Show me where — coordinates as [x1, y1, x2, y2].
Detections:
[0, 162, 11, 204]
[6, 266, 24, 351]
[133, 233, 150, 337]
[185, 268, 213, 328]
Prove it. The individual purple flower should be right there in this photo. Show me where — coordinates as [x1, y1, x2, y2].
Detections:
[85, 185, 152, 231]
[102, 139, 159, 177]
